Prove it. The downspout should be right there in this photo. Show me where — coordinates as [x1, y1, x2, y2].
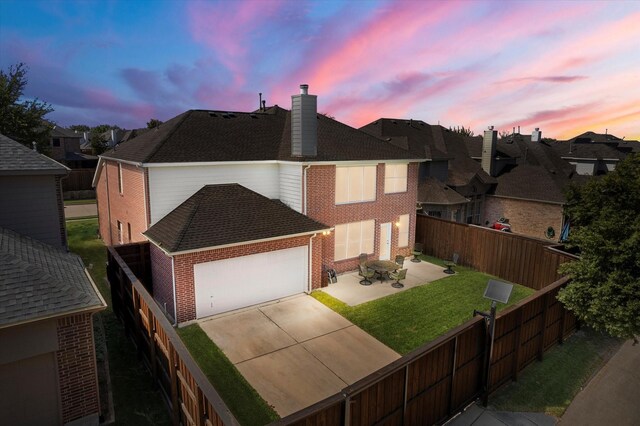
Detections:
[142, 166, 149, 228]
[303, 164, 312, 214]
[171, 256, 178, 326]
[308, 233, 317, 293]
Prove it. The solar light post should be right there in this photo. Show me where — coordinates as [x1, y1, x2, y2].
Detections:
[474, 279, 513, 407]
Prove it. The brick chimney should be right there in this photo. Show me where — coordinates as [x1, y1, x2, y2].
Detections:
[482, 126, 498, 176]
[291, 84, 317, 157]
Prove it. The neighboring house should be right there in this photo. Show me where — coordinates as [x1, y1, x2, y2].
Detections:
[0, 134, 69, 248]
[551, 131, 632, 175]
[0, 134, 106, 425]
[94, 85, 423, 324]
[88, 127, 150, 152]
[471, 128, 581, 240]
[360, 119, 496, 224]
[50, 126, 98, 169]
[0, 227, 106, 426]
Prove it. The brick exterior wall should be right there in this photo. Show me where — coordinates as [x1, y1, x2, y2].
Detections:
[96, 160, 148, 245]
[306, 163, 419, 274]
[483, 195, 564, 241]
[150, 243, 176, 321]
[172, 235, 322, 323]
[56, 312, 100, 424]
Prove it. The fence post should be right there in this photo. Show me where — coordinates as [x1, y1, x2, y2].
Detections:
[168, 346, 180, 425]
[512, 309, 524, 381]
[538, 292, 550, 361]
[448, 336, 459, 415]
[132, 290, 143, 358]
[403, 363, 410, 421]
[148, 308, 158, 381]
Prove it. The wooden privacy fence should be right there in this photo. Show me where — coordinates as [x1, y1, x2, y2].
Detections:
[274, 277, 577, 426]
[415, 215, 578, 290]
[62, 168, 95, 192]
[107, 244, 239, 426]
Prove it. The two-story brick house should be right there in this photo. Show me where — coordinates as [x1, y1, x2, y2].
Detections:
[94, 85, 423, 323]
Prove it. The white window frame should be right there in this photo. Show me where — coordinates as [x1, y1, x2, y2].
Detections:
[384, 164, 408, 194]
[335, 165, 377, 204]
[118, 163, 123, 194]
[397, 214, 410, 248]
[334, 220, 375, 261]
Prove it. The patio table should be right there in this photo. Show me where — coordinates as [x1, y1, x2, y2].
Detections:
[365, 260, 399, 282]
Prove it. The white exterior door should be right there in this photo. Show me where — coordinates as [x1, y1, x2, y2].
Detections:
[193, 246, 308, 318]
[379, 222, 391, 260]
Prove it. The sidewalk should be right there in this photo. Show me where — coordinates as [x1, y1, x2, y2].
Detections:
[64, 203, 97, 219]
[447, 403, 556, 426]
[559, 339, 639, 425]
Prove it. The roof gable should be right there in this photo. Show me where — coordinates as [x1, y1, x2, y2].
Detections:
[0, 134, 68, 175]
[0, 227, 104, 327]
[144, 184, 329, 253]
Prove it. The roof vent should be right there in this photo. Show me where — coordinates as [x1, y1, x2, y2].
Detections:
[227, 112, 236, 118]
[208, 112, 217, 117]
[392, 120, 397, 124]
[250, 113, 257, 118]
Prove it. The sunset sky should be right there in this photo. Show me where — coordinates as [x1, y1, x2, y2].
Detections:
[1, 0, 639, 140]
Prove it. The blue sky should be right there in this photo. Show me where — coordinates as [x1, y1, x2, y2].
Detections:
[1, 0, 639, 139]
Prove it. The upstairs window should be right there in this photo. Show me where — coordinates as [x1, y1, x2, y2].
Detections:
[384, 164, 408, 194]
[335, 166, 376, 204]
[118, 163, 123, 194]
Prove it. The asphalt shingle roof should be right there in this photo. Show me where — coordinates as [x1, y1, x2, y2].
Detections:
[0, 134, 68, 175]
[417, 177, 468, 205]
[101, 107, 422, 164]
[144, 184, 329, 253]
[0, 227, 105, 327]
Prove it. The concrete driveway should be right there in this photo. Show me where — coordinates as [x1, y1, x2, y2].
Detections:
[199, 295, 400, 416]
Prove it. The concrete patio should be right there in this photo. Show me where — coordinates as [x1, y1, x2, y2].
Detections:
[322, 258, 452, 305]
[198, 295, 400, 417]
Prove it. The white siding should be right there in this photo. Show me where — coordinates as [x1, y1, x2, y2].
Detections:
[148, 164, 279, 224]
[279, 163, 302, 212]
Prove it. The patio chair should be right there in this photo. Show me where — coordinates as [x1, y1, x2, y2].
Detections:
[395, 255, 405, 268]
[359, 264, 375, 286]
[359, 253, 368, 266]
[389, 268, 407, 288]
[443, 253, 459, 274]
[411, 243, 423, 262]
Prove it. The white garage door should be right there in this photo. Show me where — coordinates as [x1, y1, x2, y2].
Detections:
[194, 246, 308, 317]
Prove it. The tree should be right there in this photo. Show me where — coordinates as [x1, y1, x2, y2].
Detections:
[557, 154, 640, 343]
[146, 118, 163, 129]
[0, 62, 54, 153]
[69, 124, 90, 132]
[88, 124, 119, 155]
[449, 125, 475, 137]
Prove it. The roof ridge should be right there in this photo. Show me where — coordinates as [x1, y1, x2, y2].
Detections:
[172, 190, 205, 252]
[145, 110, 193, 163]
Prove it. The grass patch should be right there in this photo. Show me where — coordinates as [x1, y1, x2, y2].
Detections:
[313, 258, 534, 354]
[489, 328, 621, 417]
[67, 218, 171, 425]
[64, 198, 96, 205]
[177, 325, 279, 426]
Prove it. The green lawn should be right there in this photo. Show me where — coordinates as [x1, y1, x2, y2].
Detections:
[489, 328, 621, 416]
[67, 218, 171, 425]
[177, 325, 279, 426]
[64, 198, 96, 206]
[312, 255, 535, 354]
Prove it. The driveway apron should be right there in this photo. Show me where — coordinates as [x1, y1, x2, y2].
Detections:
[199, 295, 400, 417]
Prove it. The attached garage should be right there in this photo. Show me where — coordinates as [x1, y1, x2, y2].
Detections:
[144, 184, 329, 324]
[194, 246, 308, 317]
